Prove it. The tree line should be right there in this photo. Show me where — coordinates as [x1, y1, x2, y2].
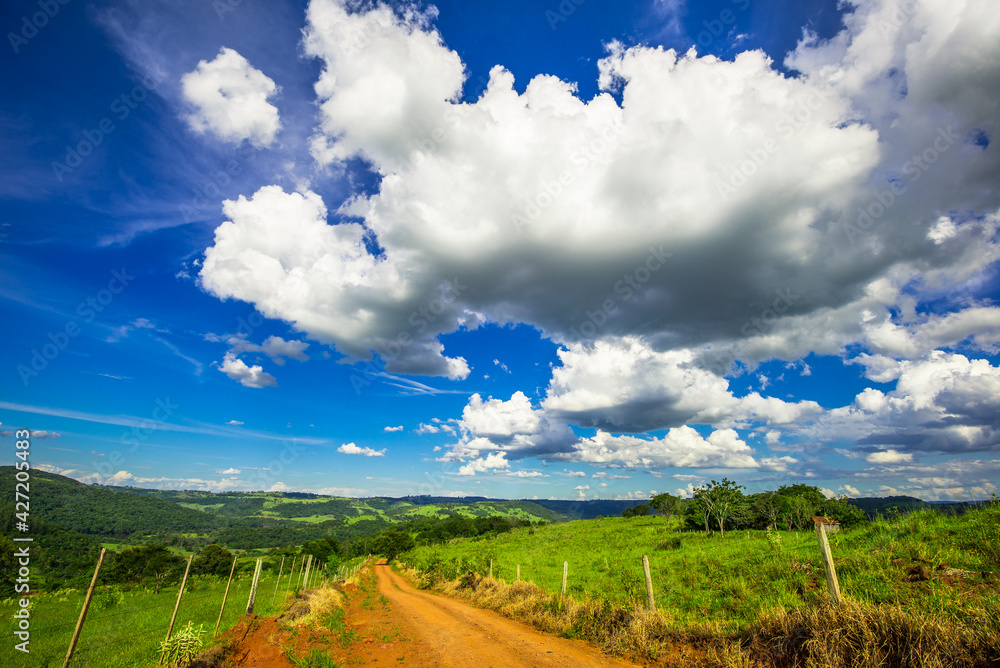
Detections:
[622, 482, 867, 535]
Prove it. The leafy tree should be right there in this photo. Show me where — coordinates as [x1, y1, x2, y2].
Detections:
[106, 544, 184, 584]
[649, 493, 683, 525]
[776, 484, 827, 506]
[372, 529, 415, 561]
[752, 491, 782, 529]
[820, 495, 867, 528]
[694, 479, 745, 537]
[192, 544, 234, 576]
[621, 503, 650, 518]
[782, 495, 813, 530]
[301, 537, 340, 562]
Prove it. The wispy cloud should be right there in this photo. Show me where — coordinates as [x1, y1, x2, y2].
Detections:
[0, 400, 329, 445]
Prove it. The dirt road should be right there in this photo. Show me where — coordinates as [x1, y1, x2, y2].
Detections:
[371, 563, 641, 668]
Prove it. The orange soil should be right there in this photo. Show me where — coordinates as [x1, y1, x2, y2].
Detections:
[222, 561, 644, 668]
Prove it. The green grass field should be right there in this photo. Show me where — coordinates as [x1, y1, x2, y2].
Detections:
[403, 506, 1000, 634]
[0, 559, 327, 668]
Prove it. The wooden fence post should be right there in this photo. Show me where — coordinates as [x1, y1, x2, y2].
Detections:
[516, 564, 520, 581]
[62, 547, 106, 668]
[245, 558, 263, 614]
[642, 555, 655, 611]
[814, 521, 842, 605]
[561, 561, 568, 597]
[214, 554, 239, 636]
[272, 556, 285, 606]
[301, 555, 313, 591]
[160, 554, 194, 664]
[489, 559, 493, 579]
[285, 556, 298, 596]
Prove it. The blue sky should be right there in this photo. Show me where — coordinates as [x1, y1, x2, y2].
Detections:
[2, 0, 999, 502]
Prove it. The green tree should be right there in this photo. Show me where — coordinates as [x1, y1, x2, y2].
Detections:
[372, 529, 415, 561]
[752, 491, 782, 529]
[192, 544, 233, 576]
[686, 493, 712, 534]
[782, 495, 812, 530]
[694, 479, 745, 537]
[106, 544, 184, 584]
[649, 493, 683, 526]
[820, 495, 867, 528]
[621, 503, 650, 518]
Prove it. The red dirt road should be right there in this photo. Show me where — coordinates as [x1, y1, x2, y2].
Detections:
[371, 563, 641, 668]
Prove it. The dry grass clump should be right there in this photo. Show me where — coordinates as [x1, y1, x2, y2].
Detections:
[278, 586, 343, 627]
[434, 572, 1000, 668]
[438, 572, 707, 665]
[719, 598, 1000, 668]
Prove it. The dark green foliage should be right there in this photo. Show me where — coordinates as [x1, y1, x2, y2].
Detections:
[191, 543, 234, 576]
[0, 468, 219, 537]
[301, 536, 341, 563]
[819, 495, 867, 527]
[621, 504, 651, 518]
[105, 543, 185, 584]
[847, 495, 929, 518]
[694, 478, 746, 536]
[0, 500, 103, 595]
[372, 529, 415, 561]
[649, 493, 684, 522]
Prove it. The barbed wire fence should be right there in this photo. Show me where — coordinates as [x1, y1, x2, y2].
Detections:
[6, 552, 366, 667]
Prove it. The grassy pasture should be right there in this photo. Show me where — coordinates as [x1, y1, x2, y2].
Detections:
[404, 506, 1000, 634]
[0, 558, 331, 668]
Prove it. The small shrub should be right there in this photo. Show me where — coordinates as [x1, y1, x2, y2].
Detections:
[765, 527, 782, 552]
[157, 621, 205, 667]
[657, 536, 684, 550]
[91, 586, 125, 611]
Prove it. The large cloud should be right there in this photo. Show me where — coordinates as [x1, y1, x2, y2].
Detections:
[198, 0, 1000, 467]
[830, 353, 1000, 454]
[558, 427, 758, 469]
[203, 0, 997, 366]
[181, 47, 281, 147]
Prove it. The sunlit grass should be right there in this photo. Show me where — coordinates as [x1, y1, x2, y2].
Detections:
[404, 507, 1000, 634]
[0, 567, 296, 667]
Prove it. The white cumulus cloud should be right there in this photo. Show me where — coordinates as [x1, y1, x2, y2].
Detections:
[338, 442, 386, 457]
[181, 47, 281, 146]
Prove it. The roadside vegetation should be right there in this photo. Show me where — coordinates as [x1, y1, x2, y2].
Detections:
[400, 494, 1000, 667]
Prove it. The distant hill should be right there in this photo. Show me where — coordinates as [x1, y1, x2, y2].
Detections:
[0, 467, 222, 538]
[526, 498, 646, 519]
[390, 495, 646, 520]
[1, 472, 563, 540]
[846, 495, 979, 518]
[124, 489, 565, 524]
